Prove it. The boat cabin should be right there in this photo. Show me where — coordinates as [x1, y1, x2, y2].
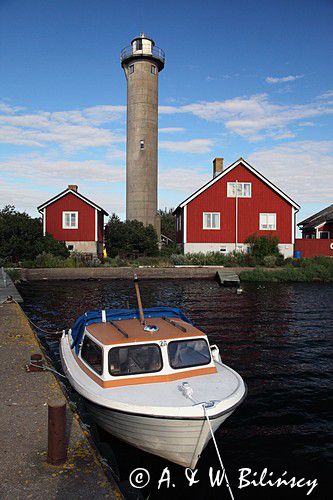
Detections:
[73, 316, 219, 388]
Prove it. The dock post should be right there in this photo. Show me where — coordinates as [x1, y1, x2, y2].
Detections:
[47, 401, 67, 465]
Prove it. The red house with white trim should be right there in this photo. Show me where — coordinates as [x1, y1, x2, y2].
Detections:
[174, 158, 300, 258]
[38, 185, 108, 257]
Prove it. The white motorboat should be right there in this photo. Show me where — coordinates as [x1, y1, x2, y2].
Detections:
[60, 276, 246, 468]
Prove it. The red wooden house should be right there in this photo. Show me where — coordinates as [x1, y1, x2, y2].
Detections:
[174, 158, 300, 258]
[38, 185, 108, 257]
[294, 204, 333, 257]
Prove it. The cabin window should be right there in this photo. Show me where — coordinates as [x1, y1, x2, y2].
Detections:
[319, 231, 329, 239]
[168, 339, 211, 369]
[62, 211, 78, 229]
[129, 64, 134, 74]
[260, 213, 276, 230]
[203, 212, 220, 230]
[81, 336, 103, 375]
[151, 65, 156, 74]
[109, 344, 162, 376]
[227, 182, 252, 198]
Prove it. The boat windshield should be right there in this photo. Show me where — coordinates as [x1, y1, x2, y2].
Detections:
[168, 339, 211, 369]
[109, 344, 162, 376]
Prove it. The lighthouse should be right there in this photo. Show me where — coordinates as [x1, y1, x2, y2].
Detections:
[121, 33, 165, 233]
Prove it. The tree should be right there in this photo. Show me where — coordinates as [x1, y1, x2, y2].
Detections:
[158, 208, 176, 242]
[0, 205, 69, 263]
[105, 214, 158, 257]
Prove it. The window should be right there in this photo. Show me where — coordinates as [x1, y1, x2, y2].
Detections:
[109, 344, 162, 376]
[227, 182, 251, 198]
[203, 212, 220, 230]
[140, 140, 145, 150]
[319, 231, 330, 239]
[67, 244, 74, 251]
[81, 336, 103, 375]
[129, 64, 134, 74]
[151, 65, 156, 74]
[260, 213, 276, 230]
[168, 339, 211, 369]
[136, 39, 143, 50]
[62, 211, 78, 229]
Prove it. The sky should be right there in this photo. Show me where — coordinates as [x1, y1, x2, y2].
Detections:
[0, 0, 332, 230]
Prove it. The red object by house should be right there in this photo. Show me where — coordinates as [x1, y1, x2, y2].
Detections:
[38, 185, 108, 256]
[174, 158, 300, 258]
[295, 204, 333, 257]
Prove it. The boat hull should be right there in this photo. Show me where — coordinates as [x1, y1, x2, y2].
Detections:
[85, 399, 234, 468]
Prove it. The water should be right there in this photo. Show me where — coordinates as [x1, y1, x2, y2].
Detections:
[18, 280, 332, 499]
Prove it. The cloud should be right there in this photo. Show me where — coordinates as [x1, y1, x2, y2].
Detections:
[0, 154, 125, 184]
[160, 139, 214, 153]
[159, 167, 210, 192]
[265, 75, 304, 84]
[248, 140, 333, 203]
[0, 104, 125, 151]
[159, 93, 333, 141]
[159, 127, 185, 133]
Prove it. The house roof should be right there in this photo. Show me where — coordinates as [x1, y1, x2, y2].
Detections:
[173, 157, 300, 212]
[298, 204, 333, 229]
[37, 188, 109, 215]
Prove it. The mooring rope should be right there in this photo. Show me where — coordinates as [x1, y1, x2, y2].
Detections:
[29, 361, 67, 379]
[179, 382, 235, 499]
[202, 404, 235, 500]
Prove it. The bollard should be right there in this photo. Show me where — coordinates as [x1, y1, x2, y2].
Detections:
[47, 401, 67, 465]
[28, 353, 44, 372]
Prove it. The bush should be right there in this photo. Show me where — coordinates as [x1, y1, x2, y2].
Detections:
[5, 268, 21, 283]
[245, 233, 281, 262]
[105, 214, 159, 258]
[0, 205, 69, 263]
[263, 255, 277, 267]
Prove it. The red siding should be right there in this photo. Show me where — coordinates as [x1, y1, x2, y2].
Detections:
[186, 163, 293, 243]
[45, 193, 96, 242]
[295, 239, 333, 257]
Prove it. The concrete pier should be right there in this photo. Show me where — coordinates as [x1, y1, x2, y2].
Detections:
[0, 268, 23, 303]
[0, 302, 121, 499]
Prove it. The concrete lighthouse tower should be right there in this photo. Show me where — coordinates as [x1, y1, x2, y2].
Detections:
[121, 33, 165, 232]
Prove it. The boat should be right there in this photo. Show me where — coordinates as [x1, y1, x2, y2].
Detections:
[60, 275, 247, 468]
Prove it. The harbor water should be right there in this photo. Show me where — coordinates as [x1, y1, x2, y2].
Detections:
[18, 280, 332, 499]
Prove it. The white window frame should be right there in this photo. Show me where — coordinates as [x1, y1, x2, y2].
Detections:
[319, 231, 330, 239]
[259, 213, 276, 231]
[176, 215, 182, 232]
[227, 182, 252, 198]
[203, 212, 220, 230]
[62, 211, 78, 229]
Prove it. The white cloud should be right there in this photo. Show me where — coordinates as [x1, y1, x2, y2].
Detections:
[159, 167, 210, 192]
[248, 140, 333, 203]
[265, 75, 304, 84]
[160, 139, 214, 153]
[159, 93, 333, 141]
[0, 154, 125, 184]
[159, 127, 185, 133]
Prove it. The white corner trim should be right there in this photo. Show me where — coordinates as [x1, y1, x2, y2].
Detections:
[179, 158, 300, 210]
[43, 208, 46, 236]
[183, 205, 187, 244]
[38, 189, 103, 212]
[95, 209, 98, 242]
[292, 207, 295, 244]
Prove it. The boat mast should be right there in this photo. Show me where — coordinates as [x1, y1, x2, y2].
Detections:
[133, 273, 145, 325]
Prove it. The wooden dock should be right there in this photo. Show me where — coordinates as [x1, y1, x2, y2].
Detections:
[0, 268, 23, 303]
[216, 270, 240, 286]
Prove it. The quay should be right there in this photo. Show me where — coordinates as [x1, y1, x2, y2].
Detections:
[216, 270, 241, 286]
[1, 268, 23, 303]
[19, 266, 250, 281]
[0, 301, 121, 499]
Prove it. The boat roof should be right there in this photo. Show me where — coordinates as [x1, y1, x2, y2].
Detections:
[87, 316, 205, 346]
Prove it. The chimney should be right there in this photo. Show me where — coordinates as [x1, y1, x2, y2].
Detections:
[68, 185, 78, 192]
[213, 158, 223, 178]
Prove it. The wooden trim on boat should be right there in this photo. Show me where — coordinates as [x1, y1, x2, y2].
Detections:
[75, 353, 217, 388]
